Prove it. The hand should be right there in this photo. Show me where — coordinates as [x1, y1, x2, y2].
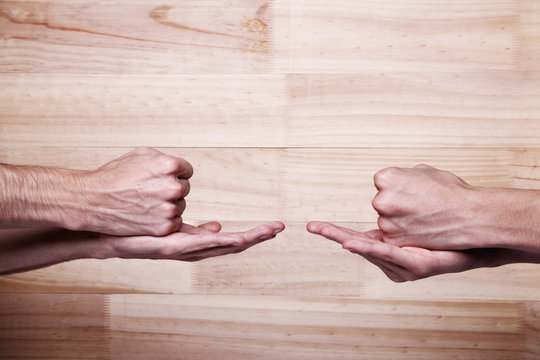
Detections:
[79, 147, 193, 236]
[98, 221, 286, 262]
[307, 221, 527, 282]
[370, 164, 484, 250]
[0, 221, 285, 274]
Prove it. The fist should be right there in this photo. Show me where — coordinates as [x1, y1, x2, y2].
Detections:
[371, 164, 480, 250]
[81, 147, 193, 236]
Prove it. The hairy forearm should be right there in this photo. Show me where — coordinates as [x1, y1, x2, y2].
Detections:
[0, 228, 105, 275]
[472, 187, 540, 253]
[0, 164, 89, 230]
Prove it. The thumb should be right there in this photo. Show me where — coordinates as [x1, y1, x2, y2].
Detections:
[198, 221, 222, 233]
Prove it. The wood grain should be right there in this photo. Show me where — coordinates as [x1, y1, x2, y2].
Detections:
[0, 75, 287, 147]
[273, 0, 522, 72]
[0, 294, 109, 359]
[2, 72, 540, 148]
[109, 294, 527, 360]
[2, 0, 540, 358]
[286, 72, 540, 147]
[0, 0, 272, 73]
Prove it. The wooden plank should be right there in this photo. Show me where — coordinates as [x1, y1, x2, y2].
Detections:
[0, 74, 287, 147]
[516, 1, 540, 72]
[0, 146, 517, 222]
[3, 72, 540, 148]
[273, 0, 522, 72]
[286, 72, 540, 148]
[0, 258, 192, 294]
[0, 0, 272, 73]
[109, 294, 526, 359]
[0, 294, 108, 360]
[524, 302, 540, 359]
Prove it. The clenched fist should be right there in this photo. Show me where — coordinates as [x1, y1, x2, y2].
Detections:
[79, 147, 193, 236]
[371, 164, 540, 251]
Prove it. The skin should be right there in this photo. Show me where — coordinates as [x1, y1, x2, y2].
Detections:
[308, 165, 540, 282]
[0, 221, 285, 275]
[0, 147, 193, 236]
[307, 222, 540, 282]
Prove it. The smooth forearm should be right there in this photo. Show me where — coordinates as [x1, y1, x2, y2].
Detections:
[0, 164, 90, 230]
[0, 228, 106, 275]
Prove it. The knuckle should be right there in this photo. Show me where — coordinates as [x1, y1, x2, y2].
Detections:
[371, 193, 391, 213]
[134, 146, 154, 155]
[158, 243, 177, 257]
[169, 182, 184, 199]
[377, 217, 390, 232]
[154, 221, 176, 237]
[374, 167, 400, 188]
[377, 217, 401, 234]
[159, 157, 180, 174]
[161, 203, 178, 218]
[228, 236, 246, 247]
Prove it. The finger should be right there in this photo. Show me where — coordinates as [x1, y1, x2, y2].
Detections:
[414, 164, 433, 170]
[198, 222, 221, 233]
[176, 199, 186, 217]
[179, 238, 268, 262]
[178, 223, 210, 235]
[174, 158, 194, 179]
[166, 216, 183, 234]
[307, 221, 359, 244]
[169, 221, 283, 256]
[168, 232, 246, 254]
[342, 239, 414, 281]
[240, 221, 285, 242]
[176, 179, 191, 198]
[365, 229, 384, 240]
[342, 239, 412, 268]
[362, 255, 409, 283]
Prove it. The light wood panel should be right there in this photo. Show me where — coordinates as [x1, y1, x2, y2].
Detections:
[109, 294, 528, 360]
[0, 75, 287, 147]
[273, 0, 531, 73]
[0, 0, 272, 73]
[0, 294, 109, 359]
[2, 72, 540, 148]
[286, 72, 540, 147]
[2, 0, 540, 358]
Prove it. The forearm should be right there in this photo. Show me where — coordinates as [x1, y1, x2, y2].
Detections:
[472, 187, 540, 253]
[0, 164, 89, 230]
[0, 228, 106, 275]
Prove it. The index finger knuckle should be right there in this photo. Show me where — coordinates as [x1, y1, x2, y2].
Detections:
[373, 167, 400, 189]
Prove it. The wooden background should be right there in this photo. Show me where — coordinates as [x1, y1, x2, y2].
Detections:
[1, 0, 540, 358]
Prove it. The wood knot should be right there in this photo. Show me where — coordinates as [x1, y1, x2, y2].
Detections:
[150, 5, 173, 22]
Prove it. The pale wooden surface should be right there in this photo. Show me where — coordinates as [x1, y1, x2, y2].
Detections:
[1, 0, 540, 359]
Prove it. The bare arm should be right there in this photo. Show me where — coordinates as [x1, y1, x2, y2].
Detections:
[307, 222, 540, 282]
[369, 164, 540, 253]
[0, 147, 193, 236]
[0, 221, 285, 275]
[307, 164, 540, 281]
